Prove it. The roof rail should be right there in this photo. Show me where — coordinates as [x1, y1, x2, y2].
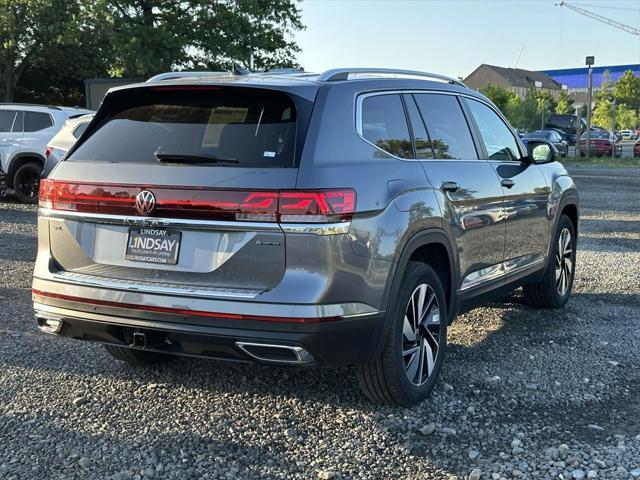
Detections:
[146, 71, 229, 82]
[317, 68, 466, 86]
[0, 102, 63, 110]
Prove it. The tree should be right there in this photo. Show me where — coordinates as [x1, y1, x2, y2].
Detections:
[555, 90, 574, 114]
[1, 0, 305, 104]
[591, 98, 614, 130]
[480, 84, 516, 113]
[106, 0, 304, 77]
[614, 70, 640, 111]
[479, 83, 525, 129]
[616, 104, 638, 130]
[0, 0, 83, 101]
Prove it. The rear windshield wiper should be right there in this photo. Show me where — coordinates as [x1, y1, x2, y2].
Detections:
[154, 152, 239, 164]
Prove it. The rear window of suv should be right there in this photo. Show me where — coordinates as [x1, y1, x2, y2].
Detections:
[67, 87, 304, 168]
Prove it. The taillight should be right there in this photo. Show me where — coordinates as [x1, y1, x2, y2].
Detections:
[39, 180, 355, 223]
[45, 146, 53, 158]
[279, 190, 355, 222]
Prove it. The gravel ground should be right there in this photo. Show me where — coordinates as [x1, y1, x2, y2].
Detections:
[1, 166, 639, 480]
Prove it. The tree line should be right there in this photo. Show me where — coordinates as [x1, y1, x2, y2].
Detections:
[480, 69, 640, 132]
[0, 0, 304, 106]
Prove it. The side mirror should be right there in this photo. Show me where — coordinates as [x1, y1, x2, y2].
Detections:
[526, 140, 556, 164]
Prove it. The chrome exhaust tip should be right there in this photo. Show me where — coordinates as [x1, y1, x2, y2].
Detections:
[235, 342, 314, 364]
[36, 316, 63, 334]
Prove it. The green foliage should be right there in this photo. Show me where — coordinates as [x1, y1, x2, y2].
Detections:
[555, 90, 574, 115]
[591, 98, 614, 130]
[480, 83, 516, 113]
[0, 0, 304, 104]
[105, 0, 304, 77]
[616, 104, 638, 130]
[614, 70, 640, 112]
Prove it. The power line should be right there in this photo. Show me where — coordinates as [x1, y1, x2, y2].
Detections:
[573, 2, 640, 13]
[557, 1, 640, 36]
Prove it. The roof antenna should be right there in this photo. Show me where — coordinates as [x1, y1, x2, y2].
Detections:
[514, 45, 526, 68]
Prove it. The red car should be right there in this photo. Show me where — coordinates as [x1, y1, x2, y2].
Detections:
[579, 131, 622, 157]
[634, 138, 640, 157]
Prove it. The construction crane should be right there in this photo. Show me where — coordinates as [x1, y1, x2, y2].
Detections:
[557, 1, 640, 36]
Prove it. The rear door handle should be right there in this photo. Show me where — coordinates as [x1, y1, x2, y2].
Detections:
[441, 181, 460, 193]
[501, 178, 515, 189]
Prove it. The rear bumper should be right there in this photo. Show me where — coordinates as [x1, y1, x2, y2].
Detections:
[32, 298, 386, 367]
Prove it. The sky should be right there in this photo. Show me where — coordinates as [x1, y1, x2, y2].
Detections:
[295, 0, 640, 79]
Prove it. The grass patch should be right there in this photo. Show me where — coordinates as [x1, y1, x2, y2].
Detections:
[561, 156, 639, 168]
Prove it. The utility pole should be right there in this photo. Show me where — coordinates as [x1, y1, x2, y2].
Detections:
[611, 95, 616, 158]
[585, 56, 594, 158]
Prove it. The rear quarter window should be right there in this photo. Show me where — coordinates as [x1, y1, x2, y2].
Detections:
[360, 94, 412, 159]
[67, 87, 305, 168]
[24, 112, 53, 132]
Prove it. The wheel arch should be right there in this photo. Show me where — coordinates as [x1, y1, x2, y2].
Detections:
[373, 228, 459, 359]
[7, 152, 45, 187]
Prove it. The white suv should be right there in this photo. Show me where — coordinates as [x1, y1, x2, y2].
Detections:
[0, 104, 93, 203]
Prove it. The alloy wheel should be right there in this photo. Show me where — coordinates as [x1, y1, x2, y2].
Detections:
[402, 283, 441, 387]
[15, 167, 40, 200]
[555, 227, 573, 296]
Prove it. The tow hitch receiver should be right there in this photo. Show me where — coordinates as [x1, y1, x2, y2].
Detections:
[130, 331, 165, 349]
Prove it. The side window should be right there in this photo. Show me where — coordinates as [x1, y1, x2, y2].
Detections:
[24, 112, 53, 132]
[0, 110, 17, 132]
[360, 94, 412, 159]
[413, 94, 478, 160]
[465, 99, 521, 161]
[403, 94, 434, 159]
[72, 122, 89, 139]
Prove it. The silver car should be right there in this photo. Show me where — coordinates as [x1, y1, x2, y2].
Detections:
[0, 104, 93, 202]
[43, 114, 95, 178]
[32, 69, 579, 405]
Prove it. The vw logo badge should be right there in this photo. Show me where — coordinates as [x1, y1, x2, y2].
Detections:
[135, 190, 156, 215]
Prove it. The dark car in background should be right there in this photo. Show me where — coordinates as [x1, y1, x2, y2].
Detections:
[579, 130, 622, 157]
[545, 114, 586, 146]
[522, 129, 569, 157]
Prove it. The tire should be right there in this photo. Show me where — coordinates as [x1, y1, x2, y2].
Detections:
[356, 262, 448, 406]
[104, 344, 173, 365]
[13, 162, 42, 204]
[523, 214, 576, 308]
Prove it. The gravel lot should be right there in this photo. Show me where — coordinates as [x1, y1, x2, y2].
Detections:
[1, 165, 639, 480]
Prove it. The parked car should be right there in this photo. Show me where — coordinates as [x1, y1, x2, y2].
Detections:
[634, 138, 640, 157]
[545, 114, 586, 146]
[578, 130, 622, 157]
[522, 129, 569, 157]
[0, 104, 93, 202]
[32, 68, 579, 406]
[43, 114, 94, 178]
[618, 129, 636, 140]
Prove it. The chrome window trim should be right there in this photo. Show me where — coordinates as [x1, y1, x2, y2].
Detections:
[355, 89, 499, 162]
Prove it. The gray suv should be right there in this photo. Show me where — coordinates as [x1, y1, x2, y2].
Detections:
[32, 68, 578, 406]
